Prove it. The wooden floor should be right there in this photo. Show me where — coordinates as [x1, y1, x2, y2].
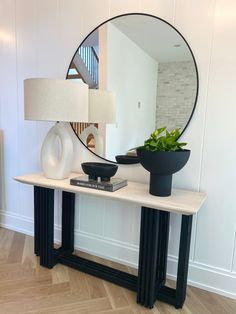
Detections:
[0, 228, 235, 314]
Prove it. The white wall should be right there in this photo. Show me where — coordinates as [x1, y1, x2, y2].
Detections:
[105, 23, 158, 160]
[0, 0, 236, 300]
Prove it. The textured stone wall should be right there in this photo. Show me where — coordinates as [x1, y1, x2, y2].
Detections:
[156, 61, 197, 131]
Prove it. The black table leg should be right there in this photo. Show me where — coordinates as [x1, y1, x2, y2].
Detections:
[137, 207, 193, 309]
[175, 214, 193, 309]
[34, 186, 41, 256]
[156, 210, 170, 285]
[155, 214, 193, 309]
[34, 188, 75, 268]
[137, 207, 170, 308]
[61, 191, 75, 254]
[35, 186, 55, 268]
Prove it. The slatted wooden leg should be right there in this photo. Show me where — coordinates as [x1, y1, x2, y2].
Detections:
[34, 186, 41, 256]
[36, 186, 55, 268]
[175, 215, 193, 309]
[156, 211, 170, 285]
[61, 191, 75, 254]
[137, 207, 170, 308]
[154, 214, 193, 309]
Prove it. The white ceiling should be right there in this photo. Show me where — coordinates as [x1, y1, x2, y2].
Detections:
[111, 15, 194, 63]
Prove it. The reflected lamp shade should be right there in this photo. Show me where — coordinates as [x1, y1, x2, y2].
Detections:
[24, 78, 89, 180]
[89, 89, 116, 123]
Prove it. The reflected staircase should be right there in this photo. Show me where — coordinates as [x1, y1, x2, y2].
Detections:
[68, 46, 99, 89]
[68, 46, 99, 147]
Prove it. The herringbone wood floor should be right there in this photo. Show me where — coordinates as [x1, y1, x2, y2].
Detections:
[0, 228, 235, 314]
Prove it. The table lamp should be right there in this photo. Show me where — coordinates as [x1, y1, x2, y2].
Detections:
[24, 78, 89, 179]
[24, 78, 116, 180]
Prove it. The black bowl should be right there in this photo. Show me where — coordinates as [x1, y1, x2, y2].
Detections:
[81, 162, 118, 182]
[136, 149, 190, 175]
[136, 148, 190, 196]
[115, 155, 140, 164]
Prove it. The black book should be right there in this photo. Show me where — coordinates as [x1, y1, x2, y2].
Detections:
[70, 176, 127, 192]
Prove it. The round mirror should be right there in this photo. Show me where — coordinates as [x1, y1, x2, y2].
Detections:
[67, 13, 198, 164]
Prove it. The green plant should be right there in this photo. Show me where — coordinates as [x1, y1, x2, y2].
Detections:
[139, 127, 187, 152]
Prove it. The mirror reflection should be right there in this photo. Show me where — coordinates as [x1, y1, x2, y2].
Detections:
[67, 14, 198, 163]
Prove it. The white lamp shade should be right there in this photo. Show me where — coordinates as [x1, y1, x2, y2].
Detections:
[89, 89, 116, 123]
[24, 78, 89, 122]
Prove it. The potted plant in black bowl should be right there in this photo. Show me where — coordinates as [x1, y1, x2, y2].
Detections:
[136, 127, 190, 197]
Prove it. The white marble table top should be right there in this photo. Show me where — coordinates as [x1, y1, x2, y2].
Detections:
[14, 173, 206, 215]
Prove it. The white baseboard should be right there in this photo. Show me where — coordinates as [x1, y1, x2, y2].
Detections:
[73, 230, 139, 267]
[167, 255, 236, 299]
[0, 210, 235, 300]
[0, 210, 34, 235]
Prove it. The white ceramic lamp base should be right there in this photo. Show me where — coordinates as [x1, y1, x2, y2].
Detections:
[41, 122, 73, 179]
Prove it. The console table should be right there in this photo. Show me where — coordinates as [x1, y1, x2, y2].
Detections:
[15, 173, 206, 309]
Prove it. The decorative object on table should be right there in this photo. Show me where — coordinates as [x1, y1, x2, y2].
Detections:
[24, 78, 88, 180]
[115, 155, 140, 164]
[70, 175, 127, 192]
[81, 162, 118, 181]
[137, 127, 190, 197]
[24, 78, 116, 180]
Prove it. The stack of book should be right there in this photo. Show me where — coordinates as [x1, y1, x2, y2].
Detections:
[70, 176, 127, 192]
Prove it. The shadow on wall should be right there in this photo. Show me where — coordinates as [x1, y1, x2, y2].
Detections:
[0, 130, 5, 212]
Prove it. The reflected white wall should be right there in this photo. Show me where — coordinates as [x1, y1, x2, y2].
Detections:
[105, 23, 158, 160]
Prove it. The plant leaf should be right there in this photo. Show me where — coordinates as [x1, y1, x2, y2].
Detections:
[142, 127, 187, 152]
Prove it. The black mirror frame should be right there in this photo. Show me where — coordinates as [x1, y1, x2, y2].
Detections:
[66, 12, 199, 165]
